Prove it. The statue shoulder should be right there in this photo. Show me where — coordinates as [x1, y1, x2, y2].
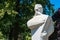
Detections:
[42, 14, 49, 18]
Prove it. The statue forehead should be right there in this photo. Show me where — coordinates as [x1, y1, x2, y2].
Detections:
[35, 4, 43, 9]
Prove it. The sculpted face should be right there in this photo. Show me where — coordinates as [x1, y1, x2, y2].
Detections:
[34, 4, 43, 15]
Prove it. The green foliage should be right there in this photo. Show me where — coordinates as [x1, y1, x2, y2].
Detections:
[0, 32, 3, 39]
[0, 0, 18, 39]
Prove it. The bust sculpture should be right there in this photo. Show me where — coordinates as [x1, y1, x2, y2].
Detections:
[27, 4, 54, 40]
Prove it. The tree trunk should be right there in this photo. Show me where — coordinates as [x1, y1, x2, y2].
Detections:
[9, 0, 20, 40]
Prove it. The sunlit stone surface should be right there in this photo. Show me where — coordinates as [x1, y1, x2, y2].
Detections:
[27, 4, 54, 40]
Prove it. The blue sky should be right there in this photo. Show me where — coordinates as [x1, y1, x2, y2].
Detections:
[50, 0, 60, 11]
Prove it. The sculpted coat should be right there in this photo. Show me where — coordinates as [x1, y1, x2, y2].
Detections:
[27, 4, 54, 40]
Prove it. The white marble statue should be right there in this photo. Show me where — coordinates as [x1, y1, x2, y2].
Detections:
[27, 4, 54, 40]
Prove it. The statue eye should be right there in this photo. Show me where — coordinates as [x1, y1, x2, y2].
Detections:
[36, 9, 38, 11]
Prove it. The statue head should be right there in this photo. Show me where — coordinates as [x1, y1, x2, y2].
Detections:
[34, 4, 43, 15]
